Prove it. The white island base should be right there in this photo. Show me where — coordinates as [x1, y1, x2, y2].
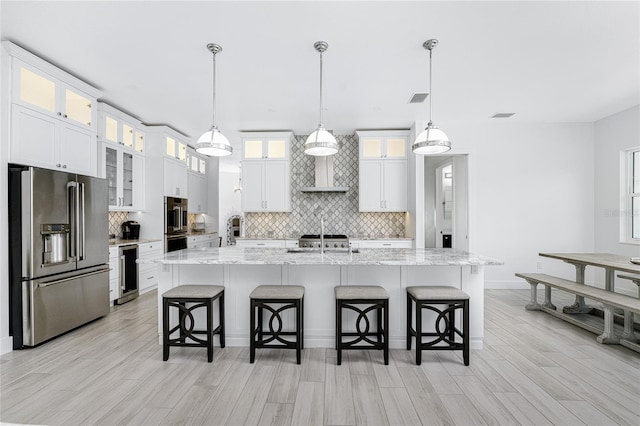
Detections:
[153, 251, 494, 350]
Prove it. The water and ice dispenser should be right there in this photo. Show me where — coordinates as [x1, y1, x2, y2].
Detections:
[41, 224, 69, 265]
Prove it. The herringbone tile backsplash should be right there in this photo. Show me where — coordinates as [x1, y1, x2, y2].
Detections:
[244, 134, 405, 238]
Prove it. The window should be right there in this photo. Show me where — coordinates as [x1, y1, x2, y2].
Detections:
[622, 147, 640, 244]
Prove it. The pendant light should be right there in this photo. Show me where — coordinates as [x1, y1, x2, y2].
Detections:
[412, 39, 451, 155]
[305, 41, 338, 156]
[195, 43, 232, 157]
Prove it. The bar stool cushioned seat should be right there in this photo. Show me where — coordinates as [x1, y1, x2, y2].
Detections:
[162, 285, 225, 363]
[406, 286, 469, 366]
[250, 285, 304, 364]
[335, 285, 389, 365]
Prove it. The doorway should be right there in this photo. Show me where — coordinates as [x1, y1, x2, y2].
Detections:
[424, 155, 468, 250]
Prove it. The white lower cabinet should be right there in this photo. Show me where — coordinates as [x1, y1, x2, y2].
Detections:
[187, 234, 218, 249]
[108, 247, 120, 303]
[138, 242, 163, 292]
[349, 239, 413, 249]
[235, 239, 286, 248]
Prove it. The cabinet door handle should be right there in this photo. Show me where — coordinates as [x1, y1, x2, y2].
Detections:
[57, 112, 62, 116]
[56, 163, 61, 168]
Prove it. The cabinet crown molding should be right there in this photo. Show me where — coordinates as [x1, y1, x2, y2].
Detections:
[3, 40, 103, 99]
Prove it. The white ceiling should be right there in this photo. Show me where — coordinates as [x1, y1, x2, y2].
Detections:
[2, 1, 639, 170]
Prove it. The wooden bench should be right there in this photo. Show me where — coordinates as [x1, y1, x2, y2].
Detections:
[616, 274, 640, 342]
[515, 272, 640, 348]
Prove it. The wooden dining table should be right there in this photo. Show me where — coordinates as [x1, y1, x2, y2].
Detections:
[539, 252, 640, 348]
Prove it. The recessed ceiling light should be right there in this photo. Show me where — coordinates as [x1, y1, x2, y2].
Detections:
[490, 112, 516, 118]
[408, 93, 429, 103]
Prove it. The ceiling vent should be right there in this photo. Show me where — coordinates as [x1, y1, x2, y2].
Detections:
[408, 93, 429, 103]
[490, 112, 516, 118]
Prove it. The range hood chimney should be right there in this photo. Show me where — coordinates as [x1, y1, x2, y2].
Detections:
[300, 156, 348, 193]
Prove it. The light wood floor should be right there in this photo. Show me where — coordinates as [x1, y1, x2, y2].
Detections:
[1, 289, 639, 425]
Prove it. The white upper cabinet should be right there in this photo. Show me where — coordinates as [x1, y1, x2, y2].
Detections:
[98, 102, 145, 154]
[187, 147, 208, 214]
[5, 42, 102, 176]
[357, 130, 408, 212]
[165, 135, 187, 163]
[242, 136, 289, 161]
[144, 126, 190, 198]
[13, 59, 97, 130]
[241, 132, 292, 212]
[101, 143, 145, 211]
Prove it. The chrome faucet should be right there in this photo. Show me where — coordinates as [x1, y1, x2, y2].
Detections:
[320, 216, 325, 254]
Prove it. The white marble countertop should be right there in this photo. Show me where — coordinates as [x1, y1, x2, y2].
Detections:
[138, 246, 502, 266]
[108, 238, 162, 247]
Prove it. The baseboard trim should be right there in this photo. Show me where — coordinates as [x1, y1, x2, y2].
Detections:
[0, 336, 13, 355]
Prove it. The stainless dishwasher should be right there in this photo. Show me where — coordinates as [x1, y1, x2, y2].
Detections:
[116, 244, 139, 304]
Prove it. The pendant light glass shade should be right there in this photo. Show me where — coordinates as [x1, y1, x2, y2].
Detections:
[412, 39, 451, 155]
[195, 43, 233, 157]
[305, 126, 338, 156]
[305, 41, 338, 156]
[413, 124, 451, 155]
[196, 127, 232, 156]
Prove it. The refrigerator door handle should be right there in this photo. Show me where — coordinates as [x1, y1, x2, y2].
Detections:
[67, 181, 78, 260]
[79, 182, 86, 261]
[37, 268, 109, 288]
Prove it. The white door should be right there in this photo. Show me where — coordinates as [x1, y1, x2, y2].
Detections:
[383, 160, 407, 211]
[359, 161, 383, 211]
[10, 104, 58, 169]
[242, 162, 264, 211]
[434, 162, 452, 248]
[264, 161, 288, 211]
[61, 124, 97, 176]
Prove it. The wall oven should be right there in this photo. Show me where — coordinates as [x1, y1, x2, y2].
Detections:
[165, 234, 188, 252]
[165, 197, 188, 234]
[165, 197, 188, 252]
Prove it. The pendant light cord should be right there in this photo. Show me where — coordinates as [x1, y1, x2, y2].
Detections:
[319, 49, 324, 128]
[429, 47, 433, 126]
[212, 52, 217, 129]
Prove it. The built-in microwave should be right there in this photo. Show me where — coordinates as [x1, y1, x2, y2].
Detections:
[165, 197, 188, 235]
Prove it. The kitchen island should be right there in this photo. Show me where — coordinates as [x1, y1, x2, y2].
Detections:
[140, 247, 502, 349]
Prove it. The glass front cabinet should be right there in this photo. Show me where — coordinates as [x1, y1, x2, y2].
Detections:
[103, 144, 145, 211]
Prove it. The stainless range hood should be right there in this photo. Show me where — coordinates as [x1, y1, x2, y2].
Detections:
[300, 156, 348, 193]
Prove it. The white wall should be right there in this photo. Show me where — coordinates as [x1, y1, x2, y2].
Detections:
[413, 121, 596, 289]
[594, 105, 640, 296]
[218, 169, 242, 246]
[1, 45, 12, 354]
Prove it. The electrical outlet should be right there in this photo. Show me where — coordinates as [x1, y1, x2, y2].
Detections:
[537, 261, 543, 270]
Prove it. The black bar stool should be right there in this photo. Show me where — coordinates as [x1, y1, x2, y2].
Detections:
[335, 285, 389, 365]
[406, 286, 469, 365]
[162, 285, 225, 363]
[250, 285, 304, 364]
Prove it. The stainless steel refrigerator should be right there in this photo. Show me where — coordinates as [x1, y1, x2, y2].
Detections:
[8, 165, 110, 348]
